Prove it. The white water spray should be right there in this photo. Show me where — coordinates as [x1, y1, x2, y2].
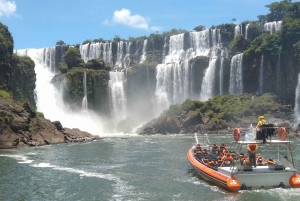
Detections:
[109, 72, 127, 123]
[15, 48, 103, 135]
[229, 53, 243, 95]
[82, 71, 88, 110]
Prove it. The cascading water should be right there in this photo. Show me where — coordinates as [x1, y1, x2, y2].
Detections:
[109, 72, 127, 124]
[245, 24, 250, 40]
[155, 30, 212, 112]
[229, 53, 243, 95]
[80, 42, 113, 65]
[15, 48, 103, 135]
[82, 71, 88, 110]
[140, 39, 147, 63]
[200, 59, 217, 101]
[234, 25, 241, 38]
[219, 50, 225, 96]
[115, 41, 126, 68]
[200, 29, 220, 101]
[259, 55, 264, 94]
[264, 21, 282, 34]
[294, 74, 300, 126]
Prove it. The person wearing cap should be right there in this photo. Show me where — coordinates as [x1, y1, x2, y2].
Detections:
[247, 143, 258, 167]
[256, 116, 268, 141]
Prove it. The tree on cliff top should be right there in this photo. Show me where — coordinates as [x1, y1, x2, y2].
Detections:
[56, 40, 66, 46]
[63, 47, 84, 69]
[193, 25, 205, 32]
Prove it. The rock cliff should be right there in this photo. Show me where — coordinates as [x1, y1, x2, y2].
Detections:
[0, 96, 101, 149]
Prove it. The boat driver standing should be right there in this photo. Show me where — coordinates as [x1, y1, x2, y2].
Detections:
[247, 143, 258, 167]
[256, 116, 268, 141]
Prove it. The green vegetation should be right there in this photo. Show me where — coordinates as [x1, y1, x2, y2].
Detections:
[11, 54, 36, 104]
[193, 25, 206, 32]
[0, 89, 11, 98]
[59, 47, 84, 73]
[56, 40, 66, 46]
[247, 22, 263, 42]
[0, 22, 14, 91]
[85, 58, 111, 71]
[158, 93, 277, 130]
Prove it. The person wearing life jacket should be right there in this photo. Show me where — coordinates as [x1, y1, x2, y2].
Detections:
[256, 116, 268, 142]
[265, 158, 276, 165]
[194, 144, 202, 155]
[211, 144, 220, 155]
[257, 158, 264, 166]
[247, 143, 258, 167]
[208, 160, 215, 167]
[200, 148, 208, 155]
[223, 153, 233, 164]
[220, 144, 226, 152]
[243, 156, 250, 165]
[217, 156, 223, 165]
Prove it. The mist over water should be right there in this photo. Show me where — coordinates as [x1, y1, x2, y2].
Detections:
[15, 49, 105, 136]
[13, 21, 289, 134]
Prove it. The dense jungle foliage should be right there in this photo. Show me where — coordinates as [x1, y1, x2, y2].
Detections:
[156, 93, 277, 130]
[0, 22, 36, 106]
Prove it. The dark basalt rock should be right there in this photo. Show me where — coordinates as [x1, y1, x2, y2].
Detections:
[0, 97, 101, 149]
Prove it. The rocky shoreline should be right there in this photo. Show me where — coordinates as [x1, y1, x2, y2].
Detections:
[0, 97, 101, 149]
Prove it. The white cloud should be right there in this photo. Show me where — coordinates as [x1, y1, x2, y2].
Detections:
[150, 26, 161, 31]
[105, 8, 151, 30]
[0, 0, 16, 17]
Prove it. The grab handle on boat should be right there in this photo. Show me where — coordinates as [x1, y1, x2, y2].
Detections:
[194, 133, 199, 144]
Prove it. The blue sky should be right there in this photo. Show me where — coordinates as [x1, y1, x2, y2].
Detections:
[0, 0, 279, 49]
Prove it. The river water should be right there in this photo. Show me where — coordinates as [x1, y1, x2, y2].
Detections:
[1, 134, 300, 201]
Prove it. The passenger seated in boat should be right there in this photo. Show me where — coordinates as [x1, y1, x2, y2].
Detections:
[202, 158, 209, 164]
[238, 153, 245, 164]
[265, 158, 276, 165]
[201, 149, 208, 154]
[257, 158, 265, 166]
[208, 160, 215, 166]
[243, 157, 250, 165]
[230, 151, 237, 159]
[193, 144, 202, 155]
[217, 156, 223, 165]
[220, 144, 227, 152]
[223, 153, 233, 164]
[220, 149, 227, 157]
[211, 144, 220, 155]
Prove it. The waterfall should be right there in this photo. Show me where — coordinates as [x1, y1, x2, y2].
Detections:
[200, 58, 217, 101]
[155, 29, 224, 111]
[82, 71, 88, 110]
[42, 47, 56, 73]
[245, 24, 250, 40]
[294, 74, 300, 126]
[229, 53, 243, 95]
[200, 29, 221, 101]
[234, 25, 241, 38]
[146, 65, 150, 91]
[15, 48, 103, 135]
[140, 39, 147, 63]
[80, 42, 113, 65]
[264, 21, 282, 34]
[219, 51, 225, 96]
[109, 72, 127, 123]
[259, 55, 264, 94]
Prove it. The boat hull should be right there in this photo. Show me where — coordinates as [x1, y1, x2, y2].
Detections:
[187, 148, 300, 191]
[187, 148, 240, 191]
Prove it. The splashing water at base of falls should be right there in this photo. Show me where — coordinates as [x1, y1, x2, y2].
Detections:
[15, 48, 104, 135]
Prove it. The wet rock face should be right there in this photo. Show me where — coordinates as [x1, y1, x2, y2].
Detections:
[0, 97, 101, 149]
